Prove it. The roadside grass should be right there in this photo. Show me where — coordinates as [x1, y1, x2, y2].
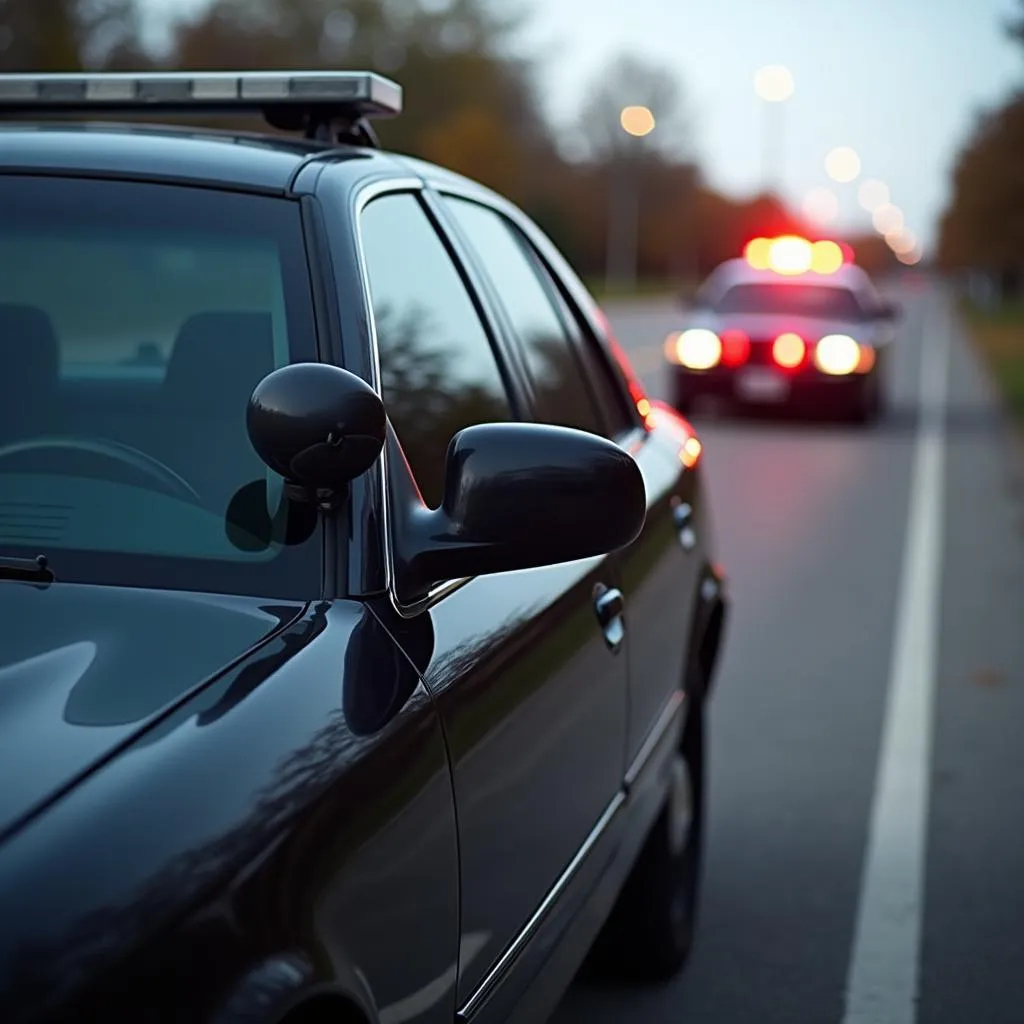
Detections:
[961, 300, 1024, 426]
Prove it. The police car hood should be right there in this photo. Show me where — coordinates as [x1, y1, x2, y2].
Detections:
[0, 580, 305, 841]
[687, 310, 882, 343]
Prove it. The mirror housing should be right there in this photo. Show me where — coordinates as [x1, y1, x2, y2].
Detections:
[247, 363, 385, 504]
[393, 422, 647, 601]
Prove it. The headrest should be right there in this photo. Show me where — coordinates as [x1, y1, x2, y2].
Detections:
[163, 311, 275, 415]
[0, 304, 59, 395]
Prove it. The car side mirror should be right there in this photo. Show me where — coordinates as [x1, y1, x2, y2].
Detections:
[391, 422, 647, 602]
[246, 363, 386, 505]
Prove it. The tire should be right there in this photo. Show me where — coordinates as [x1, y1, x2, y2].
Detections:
[847, 374, 882, 425]
[589, 699, 706, 982]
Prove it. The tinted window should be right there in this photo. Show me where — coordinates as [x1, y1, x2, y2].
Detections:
[714, 283, 867, 319]
[444, 198, 604, 435]
[0, 175, 320, 597]
[360, 193, 512, 509]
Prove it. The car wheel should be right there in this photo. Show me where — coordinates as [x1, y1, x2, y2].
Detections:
[848, 375, 882, 425]
[589, 698, 706, 981]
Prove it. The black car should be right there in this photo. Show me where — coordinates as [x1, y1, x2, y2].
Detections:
[0, 71, 727, 1024]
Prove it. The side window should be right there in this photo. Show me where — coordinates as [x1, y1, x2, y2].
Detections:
[443, 196, 605, 436]
[360, 193, 512, 509]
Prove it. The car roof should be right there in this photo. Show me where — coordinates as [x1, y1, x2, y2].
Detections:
[0, 121, 413, 193]
[701, 257, 875, 297]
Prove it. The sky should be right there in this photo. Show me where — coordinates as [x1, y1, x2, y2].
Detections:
[145, 0, 1024, 253]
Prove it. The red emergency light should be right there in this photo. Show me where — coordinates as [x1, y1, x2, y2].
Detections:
[743, 236, 852, 276]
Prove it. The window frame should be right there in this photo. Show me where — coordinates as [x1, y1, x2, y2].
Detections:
[350, 178, 530, 618]
[429, 184, 645, 449]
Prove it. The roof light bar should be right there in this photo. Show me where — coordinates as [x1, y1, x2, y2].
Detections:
[0, 70, 403, 118]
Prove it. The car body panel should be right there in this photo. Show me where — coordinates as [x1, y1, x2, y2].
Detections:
[391, 554, 629, 1008]
[0, 581, 305, 841]
[0, 599, 460, 1024]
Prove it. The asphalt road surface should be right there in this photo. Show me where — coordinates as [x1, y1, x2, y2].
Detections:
[553, 278, 1024, 1024]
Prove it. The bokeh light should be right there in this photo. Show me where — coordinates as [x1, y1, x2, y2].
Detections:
[897, 247, 922, 266]
[886, 229, 917, 255]
[744, 236, 772, 269]
[872, 203, 904, 235]
[620, 105, 656, 137]
[810, 240, 844, 275]
[772, 332, 806, 368]
[803, 187, 839, 225]
[858, 178, 889, 212]
[825, 146, 861, 183]
[754, 65, 795, 103]
[769, 235, 813, 275]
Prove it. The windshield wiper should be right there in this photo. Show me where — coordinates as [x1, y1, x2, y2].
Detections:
[0, 554, 55, 583]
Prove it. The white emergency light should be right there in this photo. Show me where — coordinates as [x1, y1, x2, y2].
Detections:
[0, 71, 403, 144]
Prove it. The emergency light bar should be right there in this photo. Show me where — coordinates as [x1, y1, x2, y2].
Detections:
[0, 71, 402, 144]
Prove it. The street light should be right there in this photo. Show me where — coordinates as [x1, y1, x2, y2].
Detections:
[754, 65, 794, 190]
[858, 178, 889, 212]
[605, 105, 656, 291]
[825, 146, 861, 184]
[620, 105, 656, 138]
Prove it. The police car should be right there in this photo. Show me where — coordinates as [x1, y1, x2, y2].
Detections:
[665, 236, 901, 422]
[0, 71, 728, 1023]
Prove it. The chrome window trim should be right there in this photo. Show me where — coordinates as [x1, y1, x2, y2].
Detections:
[350, 175, 475, 618]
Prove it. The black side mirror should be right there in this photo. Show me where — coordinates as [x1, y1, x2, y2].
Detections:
[246, 363, 386, 503]
[392, 422, 647, 602]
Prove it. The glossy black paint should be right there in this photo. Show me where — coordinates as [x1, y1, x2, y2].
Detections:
[392, 422, 646, 601]
[247, 363, 387, 490]
[0, 121, 729, 1024]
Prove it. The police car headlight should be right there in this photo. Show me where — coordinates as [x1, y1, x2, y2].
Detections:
[814, 334, 861, 375]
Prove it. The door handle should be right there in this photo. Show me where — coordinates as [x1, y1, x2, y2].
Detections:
[671, 498, 697, 552]
[594, 585, 625, 653]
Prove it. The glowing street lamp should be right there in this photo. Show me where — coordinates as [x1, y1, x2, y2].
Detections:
[620, 105, 655, 138]
[754, 64, 793, 190]
[606, 105, 657, 290]
[858, 178, 889, 212]
[825, 146, 861, 184]
[754, 65, 794, 103]
[872, 203, 904, 235]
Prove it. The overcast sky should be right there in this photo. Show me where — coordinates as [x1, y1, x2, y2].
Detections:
[145, 0, 1024, 251]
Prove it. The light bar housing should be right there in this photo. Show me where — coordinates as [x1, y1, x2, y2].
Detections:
[0, 71, 402, 145]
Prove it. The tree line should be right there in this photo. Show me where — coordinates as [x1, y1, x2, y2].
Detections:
[0, 0, 898, 283]
[937, 0, 1024, 296]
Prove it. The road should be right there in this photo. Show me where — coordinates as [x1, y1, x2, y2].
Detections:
[553, 279, 1024, 1023]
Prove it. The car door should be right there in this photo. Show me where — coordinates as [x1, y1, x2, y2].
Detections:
[356, 189, 629, 1019]
[440, 191, 703, 770]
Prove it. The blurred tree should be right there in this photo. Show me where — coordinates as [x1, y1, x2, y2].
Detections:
[0, 0, 148, 70]
[937, 91, 1024, 285]
[166, 0, 550, 200]
[1006, 0, 1024, 50]
[578, 52, 691, 160]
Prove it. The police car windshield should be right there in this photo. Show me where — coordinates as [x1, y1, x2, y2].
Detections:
[714, 283, 867, 320]
[0, 174, 320, 598]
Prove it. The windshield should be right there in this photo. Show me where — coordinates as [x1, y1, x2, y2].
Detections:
[0, 175, 321, 597]
[713, 283, 868, 320]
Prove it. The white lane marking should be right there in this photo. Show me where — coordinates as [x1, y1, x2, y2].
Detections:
[842, 300, 951, 1023]
[379, 931, 491, 1024]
